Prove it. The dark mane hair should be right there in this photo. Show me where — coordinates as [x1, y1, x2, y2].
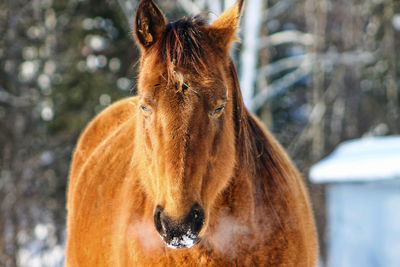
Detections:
[152, 15, 209, 83]
[228, 59, 292, 217]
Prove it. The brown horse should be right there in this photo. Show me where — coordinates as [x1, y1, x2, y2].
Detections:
[66, 0, 318, 266]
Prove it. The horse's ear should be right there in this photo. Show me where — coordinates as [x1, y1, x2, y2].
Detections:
[135, 0, 166, 50]
[209, 0, 244, 52]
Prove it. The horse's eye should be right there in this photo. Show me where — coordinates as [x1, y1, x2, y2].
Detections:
[211, 104, 225, 116]
[140, 104, 152, 114]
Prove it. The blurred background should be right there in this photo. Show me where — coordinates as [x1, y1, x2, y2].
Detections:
[0, 0, 399, 266]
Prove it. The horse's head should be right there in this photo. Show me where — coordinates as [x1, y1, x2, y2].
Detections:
[133, 0, 244, 249]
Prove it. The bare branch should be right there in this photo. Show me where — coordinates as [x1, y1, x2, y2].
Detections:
[252, 58, 312, 111]
[0, 87, 34, 108]
[323, 50, 375, 66]
[258, 30, 314, 48]
[263, 0, 295, 21]
[258, 50, 374, 80]
[253, 49, 375, 111]
[258, 55, 306, 79]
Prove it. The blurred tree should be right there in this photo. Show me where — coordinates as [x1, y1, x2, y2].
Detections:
[0, 0, 137, 265]
[258, 0, 400, 262]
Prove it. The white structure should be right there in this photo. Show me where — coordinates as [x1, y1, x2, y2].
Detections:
[310, 136, 400, 267]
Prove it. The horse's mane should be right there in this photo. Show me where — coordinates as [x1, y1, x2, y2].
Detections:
[228, 60, 293, 209]
[150, 15, 209, 84]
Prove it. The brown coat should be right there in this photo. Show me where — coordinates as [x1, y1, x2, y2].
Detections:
[66, 0, 318, 266]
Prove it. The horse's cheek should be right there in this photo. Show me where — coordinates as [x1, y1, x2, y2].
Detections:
[133, 126, 158, 199]
[216, 115, 236, 179]
[201, 120, 235, 211]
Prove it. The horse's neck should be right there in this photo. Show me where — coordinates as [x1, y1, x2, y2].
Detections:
[226, 92, 295, 224]
[227, 58, 297, 211]
[220, 163, 257, 215]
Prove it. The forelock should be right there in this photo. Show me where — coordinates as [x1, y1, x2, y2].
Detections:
[151, 14, 210, 84]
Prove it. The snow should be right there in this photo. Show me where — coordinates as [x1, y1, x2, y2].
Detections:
[393, 14, 400, 31]
[19, 242, 64, 267]
[310, 136, 400, 183]
[326, 182, 400, 267]
[166, 230, 198, 249]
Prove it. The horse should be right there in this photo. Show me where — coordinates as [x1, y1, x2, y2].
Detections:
[66, 0, 318, 265]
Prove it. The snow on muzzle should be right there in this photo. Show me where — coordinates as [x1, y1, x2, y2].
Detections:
[153, 203, 205, 249]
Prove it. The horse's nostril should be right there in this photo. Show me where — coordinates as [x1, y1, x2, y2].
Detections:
[153, 205, 164, 235]
[186, 203, 205, 234]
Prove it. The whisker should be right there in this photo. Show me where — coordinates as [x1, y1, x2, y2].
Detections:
[186, 83, 199, 95]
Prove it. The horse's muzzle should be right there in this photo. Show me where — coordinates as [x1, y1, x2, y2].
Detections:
[153, 203, 205, 249]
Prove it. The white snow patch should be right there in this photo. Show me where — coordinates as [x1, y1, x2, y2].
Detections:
[310, 136, 400, 183]
[393, 14, 400, 31]
[34, 224, 48, 240]
[166, 230, 197, 249]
